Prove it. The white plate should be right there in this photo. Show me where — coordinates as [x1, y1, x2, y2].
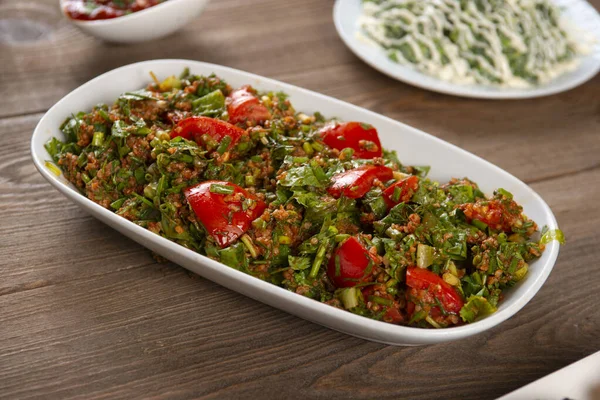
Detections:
[333, 0, 600, 99]
[498, 350, 600, 400]
[31, 60, 560, 346]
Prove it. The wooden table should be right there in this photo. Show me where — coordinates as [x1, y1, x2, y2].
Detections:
[1, 1, 599, 398]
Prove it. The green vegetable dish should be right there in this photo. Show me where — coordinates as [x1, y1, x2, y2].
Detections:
[45, 69, 563, 328]
[358, 0, 582, 87]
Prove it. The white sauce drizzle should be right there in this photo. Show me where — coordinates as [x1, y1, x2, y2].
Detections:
[357, 0, 583, 87]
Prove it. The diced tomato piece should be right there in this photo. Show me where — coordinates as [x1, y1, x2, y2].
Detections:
[227, 86, 271, 126]
[327, 165, 393, 199]
[184, 180, 266, 248]
[171, 116, 246, 152]
[406, 267, 464, 314]
[327, 236, 378, 288]
[383, 175, 419, 207]
[384, 307, 404, 324]
[458, 199, 521, 233]
[406, 301, 416, 316]
[319, 122, 383, 159]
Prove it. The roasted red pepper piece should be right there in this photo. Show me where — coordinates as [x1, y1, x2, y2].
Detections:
[383, 175, 419, 207]
[183, 180, 266, 248]
[406, 267, 464, 314]
[327, 236, 378, 288]
[327, 165, 393, 199]
[319, 122, 383, 159]
[226, 86, 271, 126]
[170, 116, 246, 152]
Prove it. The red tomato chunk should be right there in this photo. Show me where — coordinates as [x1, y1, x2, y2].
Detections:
[327, 236, 378, 288]
[227, 86, 272, 126]
[184, 181, 266, 248]
[406, 267, 464, 314]
[171, 116, 246, 152]
[383, 175, 419, 207]
[319, 122, 383, 159]
[328, 165, 393, 199]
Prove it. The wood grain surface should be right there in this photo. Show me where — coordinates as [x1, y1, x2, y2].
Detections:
[1, 1, 599, 399]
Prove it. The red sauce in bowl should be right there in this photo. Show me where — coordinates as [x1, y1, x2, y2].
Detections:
[64, 0, 167, 21]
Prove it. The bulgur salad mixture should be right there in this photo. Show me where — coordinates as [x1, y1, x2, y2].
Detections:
[45, 69, 563, 328]
[64, 0, 167, 21]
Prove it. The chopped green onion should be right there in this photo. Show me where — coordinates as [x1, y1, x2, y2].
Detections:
[97, 109, 111, 122]
[157, 131, 170, 141]
[369, 296, 393, 306]
[209, 183, 234, 195]
[311, 142, 324, 152]
[334, 254, 341, 276]
[241, 234, 259, 258]
[334, 234, 350, 243]
[144, 182, 157, 199]
[302, 142, 314, 156]
[293, 156, 309, 164]
[201, 134, 218, 150]
[425, 316, 442, 329]
[340, 287, 360, 309]
[245, 175, 255, 186]
[472, 219, 488, 231]
[278, 236, 292, 245]
[309, 240, 329, 278]
[408, 309, 427, 324]
[44, 161, 61, 176]
[252, 218, 267, 230]
[340, 148, 354, 159]
[386, 280, 398, 295]
[310, 160, 328, 182]
[110, 198, 126, 210]
[81, 172, 91, 184]
[392, 186, 402, 203]
[216, 136, 232, 154]
[92, 131, 104, 147]
[496, 188, 513, 200]
[177, 154, 194, 164]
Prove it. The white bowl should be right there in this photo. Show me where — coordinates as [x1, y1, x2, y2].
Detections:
[31, 60, 561, 346]
[333, 0, 600, 99]
[59, 0, 209, 43]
